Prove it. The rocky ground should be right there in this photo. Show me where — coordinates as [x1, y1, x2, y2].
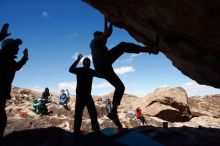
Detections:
[2, 87, 220, 145]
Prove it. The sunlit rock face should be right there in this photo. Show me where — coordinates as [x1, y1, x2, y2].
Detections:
[83, 0, 220, 88]
[131, 87, 192, 122]
[188, 94, 220, 118]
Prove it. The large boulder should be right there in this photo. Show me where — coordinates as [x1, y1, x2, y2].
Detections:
[102, 93, 138, 112]
[188, 94, 220, 118]
[83, 0, 220, 88]
[132, 87, 191, 122]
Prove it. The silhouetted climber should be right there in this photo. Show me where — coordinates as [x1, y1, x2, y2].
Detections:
[0, 23, 28, 138]
[69, 54, 101, 139]
[90, 17, 159, 128]
[41, 87, 50, 103]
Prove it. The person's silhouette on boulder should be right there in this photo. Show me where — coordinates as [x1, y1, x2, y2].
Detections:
[90, 17, 159, 128]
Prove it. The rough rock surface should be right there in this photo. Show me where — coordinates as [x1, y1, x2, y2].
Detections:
[83, 0, 220, 88]
[174, 116, 220, 128]
[131, 87, 191, 122]
[4, 87, 220, 138]
[4, 87, 143, 135]
[188, 94, 220, 118]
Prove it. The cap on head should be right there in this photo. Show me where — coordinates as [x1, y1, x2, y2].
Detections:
[93, 31, 104, 37]
[1, 38, 22, 53]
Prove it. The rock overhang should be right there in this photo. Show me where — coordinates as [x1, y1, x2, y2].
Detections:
[83, 0, 220, 88]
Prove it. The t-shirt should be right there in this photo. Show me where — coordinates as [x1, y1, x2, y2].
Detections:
[73, 67, 95, 95]
[135, 110, 142, 118]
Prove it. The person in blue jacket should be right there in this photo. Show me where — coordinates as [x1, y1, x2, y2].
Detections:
[59, 89, 69, 108]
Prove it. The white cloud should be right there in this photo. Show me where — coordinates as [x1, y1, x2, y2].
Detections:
[58, 81, 76, 93]
[68, 33, 78, 38]
[72, 52, 80, 60]
[159, 84, 169, 88]
[72, 52, 92, 63]
[108, 44, 114, 49]
[118, 53, 142, 64]
[131, 53, 143, 57]
[18, 68, 24, 72]
[118, 57, 134, 64]
[182, 81, 220, 96]
[93, 82, 111, 89]
[32, 86, 44, 92]
[114, 66, 135, 75]
[125, 89, 148, 98]
[42, 11, 50, 18]
[57, 81, 112, 96]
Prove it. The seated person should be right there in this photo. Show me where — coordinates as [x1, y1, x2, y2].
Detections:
[41, 87, 50, 103]
[32, 99, 40, 113]
[59, 89, 69, 107]
[66, 89, 70, 102]
[38, 99, 49, 115]
[104, 98, 112, 114]
[135, 107, 147, 126]
[127, 111, 135, 119]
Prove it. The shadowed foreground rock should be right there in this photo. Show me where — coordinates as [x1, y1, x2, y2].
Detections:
[83, 0, 220, 88]
[1, 126, 220, 146]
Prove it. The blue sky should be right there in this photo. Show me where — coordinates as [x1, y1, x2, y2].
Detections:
[1, 0, 220, 97]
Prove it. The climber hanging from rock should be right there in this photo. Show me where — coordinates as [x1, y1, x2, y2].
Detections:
[90, 16, 159, 128]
